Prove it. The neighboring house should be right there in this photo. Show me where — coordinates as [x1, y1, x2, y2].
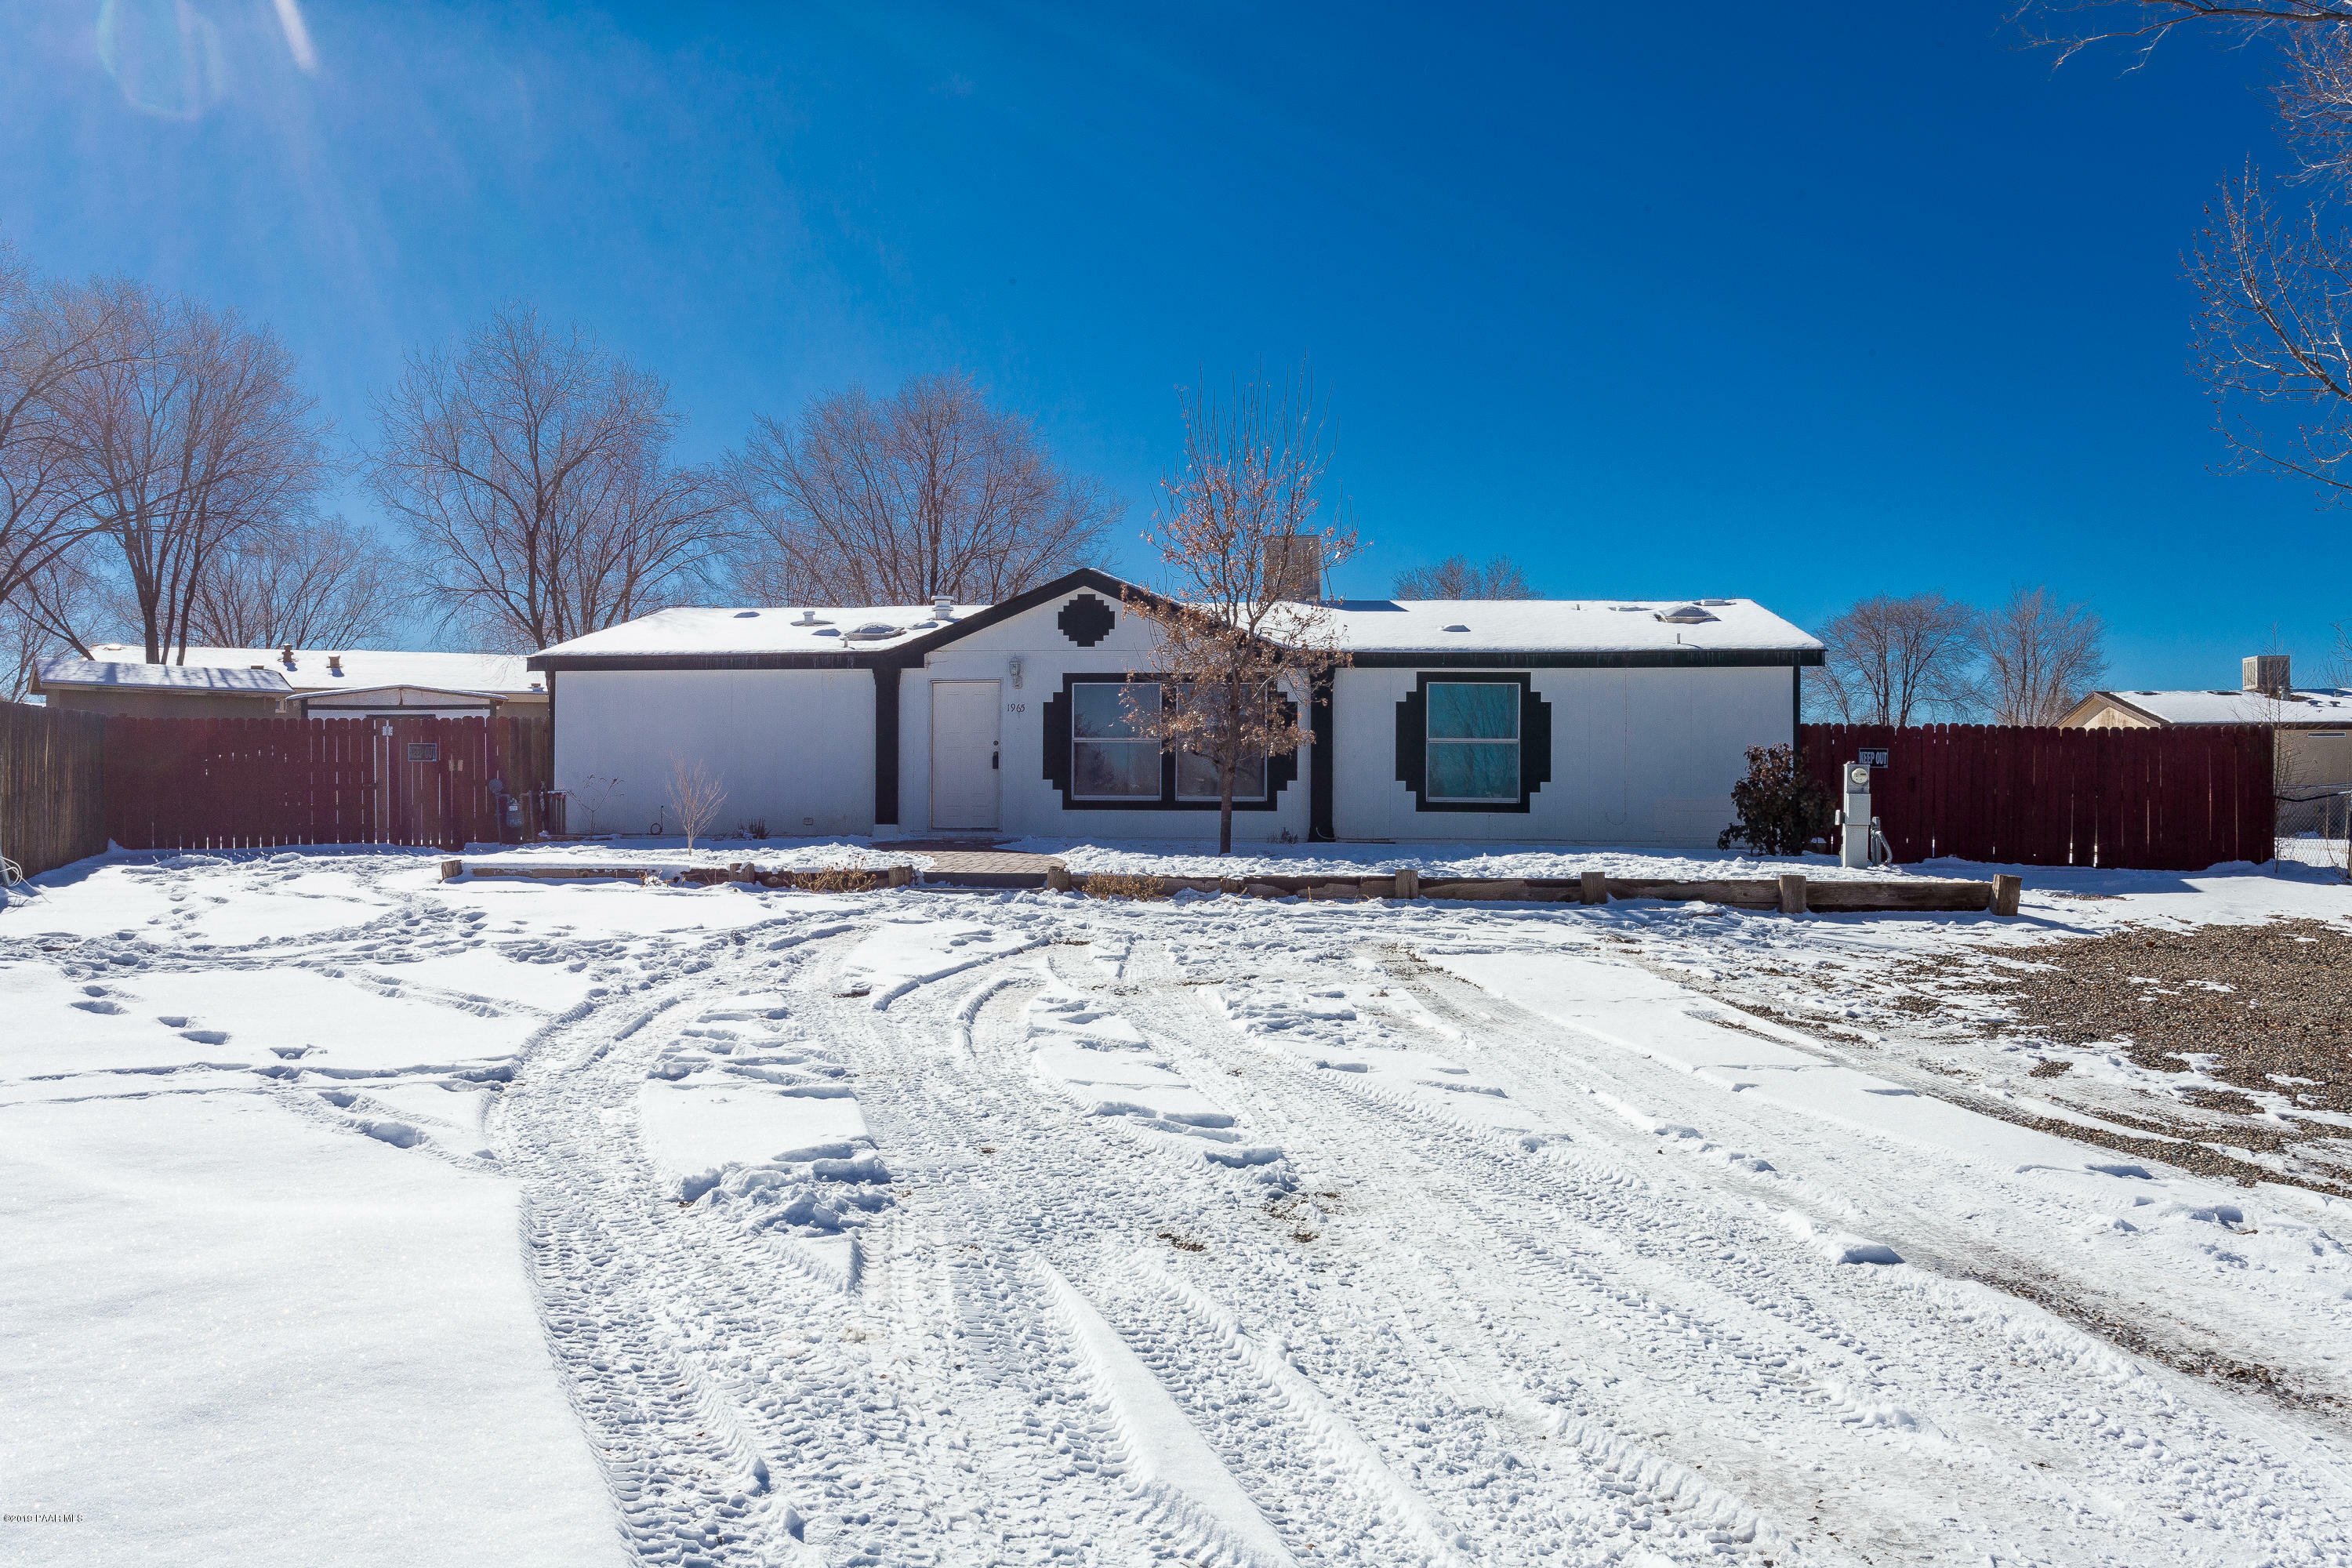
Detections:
[2060, 654, 2352, 833]
[31, 645, 550, 720]
[528, 567, 1823, 844]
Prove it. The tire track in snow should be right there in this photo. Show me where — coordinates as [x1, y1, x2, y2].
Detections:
[1129, 926, 2352, 1565]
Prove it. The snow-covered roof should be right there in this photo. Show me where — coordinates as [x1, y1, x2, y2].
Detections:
[67, 644, 545, 697]
[535, 605, 988, 659]
[34, 657, 292, 695]
[2093, 688, 2352, 727]
[532, 590, 1819, 660]
[1323, 598, 1820, 654]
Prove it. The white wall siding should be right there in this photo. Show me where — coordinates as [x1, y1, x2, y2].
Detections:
[1329, 665, 1789, 844]
[554, 669, 874, 837]
[546, 586, 1802, 847]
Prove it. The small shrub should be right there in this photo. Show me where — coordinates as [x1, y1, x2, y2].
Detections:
[1717, 743, 1833, 857]
[741, 819, 769, 840]
[1082, 872, 1169, 902]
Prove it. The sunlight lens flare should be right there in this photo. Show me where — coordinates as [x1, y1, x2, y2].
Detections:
[271, 0, 318, 73]
[95, 0, 228, 120]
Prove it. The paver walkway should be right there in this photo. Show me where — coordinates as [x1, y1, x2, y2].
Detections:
[869, 840, 1065, 877]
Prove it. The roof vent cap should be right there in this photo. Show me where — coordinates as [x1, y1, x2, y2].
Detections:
[1657, 604, 1719, 624]
[931, 594, 956, 620]
[734, 611, 759, 619]
[795, 609, 831, 626]
[1443, 623, 1470, 633]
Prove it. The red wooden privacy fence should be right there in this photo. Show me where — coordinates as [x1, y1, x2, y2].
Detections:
[103, 714, 554, 854]
[1799, 724, 2274, 870]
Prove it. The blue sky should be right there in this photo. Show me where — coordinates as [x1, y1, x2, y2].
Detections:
[1, 1, 2332, 687]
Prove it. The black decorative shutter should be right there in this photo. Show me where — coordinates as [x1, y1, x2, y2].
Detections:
[1523, 684, 1552, 797]
[1395, 688, 1426, 795]
[1043, 689, 1072, 792]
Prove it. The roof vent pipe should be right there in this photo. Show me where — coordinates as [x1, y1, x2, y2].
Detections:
[932, 594, 955, 620]
[2244, 653, 2290, 698]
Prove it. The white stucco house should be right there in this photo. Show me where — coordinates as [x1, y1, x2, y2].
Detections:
[527, 568, 1824, 844]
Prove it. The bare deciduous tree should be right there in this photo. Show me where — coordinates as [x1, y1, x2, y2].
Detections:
[1813, 593, 1982, 726]
[664, 755, 726, 850]
[45, 278, 333, 663]
[731, 371, 1119, 607]
[2015, 2, 2352, 74]
[1117, 375, 1357, 855]
[187, 517, 408, 648]
[0, 252, 135, 622]
[1392, 554, 1534, 599]
[371, 305, 728, 652]
[1977, 586, 2108, 725]
[2025, 5, 2352, 501]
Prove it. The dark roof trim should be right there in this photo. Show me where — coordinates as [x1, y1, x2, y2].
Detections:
[1346, 648, 1824, 670]
[525, 567, 1152, 673]
[875, 567, 1149, 665]
[532, 652, 869, 673]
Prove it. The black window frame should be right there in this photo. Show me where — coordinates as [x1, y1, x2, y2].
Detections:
[1393, 671, 1552, 814]
[1043, 672, 1298, 812]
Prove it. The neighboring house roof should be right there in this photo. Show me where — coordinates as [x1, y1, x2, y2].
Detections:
[2067, 688, 2352, 728]
[60, 645, 546, 698]
[34, 657, 293, 695]
[296, 684, 518, 706]
[529, 569, 1824, 670]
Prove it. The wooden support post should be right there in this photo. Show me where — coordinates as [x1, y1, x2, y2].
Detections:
[1992, 873, 2021, 916]
[1579, 870, 1606, 906]
[1778, 873, 1806, 915]
[1393, 866, 1420, 900]
[440, 858, 463, 882]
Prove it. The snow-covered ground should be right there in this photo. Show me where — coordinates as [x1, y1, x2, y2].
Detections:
[4, 845, 2351, 1565]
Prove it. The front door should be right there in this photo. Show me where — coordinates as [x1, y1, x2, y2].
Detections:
[931, 681, 1001, 831]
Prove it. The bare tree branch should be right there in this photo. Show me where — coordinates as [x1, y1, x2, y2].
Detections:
[1392, 554, 1534, 599]
[730, 371, 1119, 606]
[370, 304, 728, 652]
[2015, 1, 2352, 73]
[1813, 593, 1983, 725]
[43, 278, 335, 664]
[187, 517, 410, 648]
[0, 249, 138, 620]
[1977, 586, 2108, 724]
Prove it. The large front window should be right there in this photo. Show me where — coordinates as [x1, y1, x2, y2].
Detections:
[1426, 681, 1519, 801]
[1072, 682, 1161, 798]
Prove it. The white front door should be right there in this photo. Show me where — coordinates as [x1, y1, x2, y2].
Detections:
[930, 681, 1001, 831]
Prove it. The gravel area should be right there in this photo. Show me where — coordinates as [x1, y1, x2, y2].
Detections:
[1989, 918, 2352, 1115]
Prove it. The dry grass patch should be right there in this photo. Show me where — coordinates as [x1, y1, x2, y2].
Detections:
[1082, 872, 1168, 902]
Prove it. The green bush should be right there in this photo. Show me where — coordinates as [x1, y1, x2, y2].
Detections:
[1718, 743, 1833, 857]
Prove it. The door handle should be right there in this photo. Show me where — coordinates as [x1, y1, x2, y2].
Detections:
[992, 750, 1000, 769]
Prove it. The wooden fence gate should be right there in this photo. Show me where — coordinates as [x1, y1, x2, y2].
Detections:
[1799, 723, 2274, 870]
[104, 714, 554, 854]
